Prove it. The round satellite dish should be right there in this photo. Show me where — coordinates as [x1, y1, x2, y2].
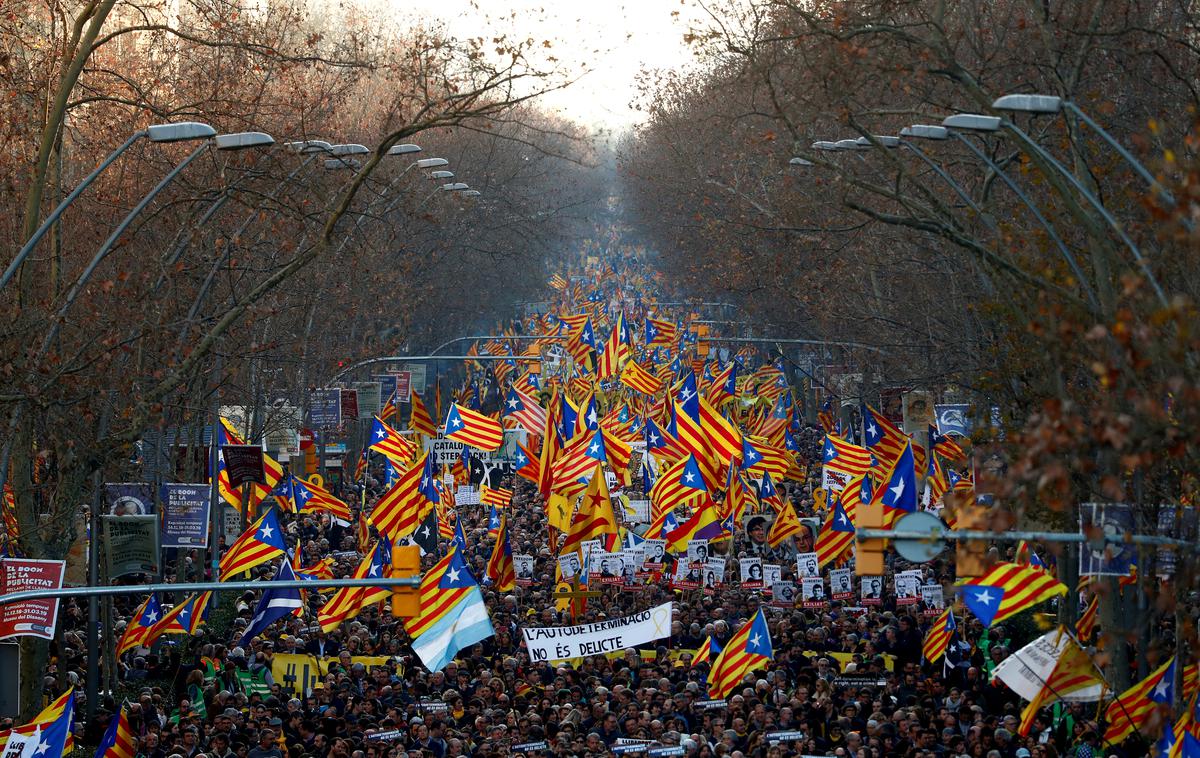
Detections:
[892, 511, 948, 563]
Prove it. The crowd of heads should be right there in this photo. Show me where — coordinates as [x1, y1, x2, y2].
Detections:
[23, 424, 1119, 758]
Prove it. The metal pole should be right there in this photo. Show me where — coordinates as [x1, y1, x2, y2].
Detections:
[708, 336, 887, 354]
[1001, 121, 1168, 307]
[1, 130, 147, 291]
[899, 140, 1000, 234]
[84, 401, 110, 723]
[208, 353, 223, 606]
[0, 576, 422, 606]
[1062, 101, 1188, 228]
[330, 355, 527, 383]
[855, 526, 1197, 549]
[948, 131, 1101, 314]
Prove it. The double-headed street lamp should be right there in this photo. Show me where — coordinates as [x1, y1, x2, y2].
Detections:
[3, 121, 218, 291]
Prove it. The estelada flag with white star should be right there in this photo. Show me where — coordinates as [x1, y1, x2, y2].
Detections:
[116, 594, 164, 656]
[369, 415, 418, 464]
[956, 562, 1066, 627]
[708, 608, 773, 699]
[219, 507, 287, 580]
[444, 403, 505, 451]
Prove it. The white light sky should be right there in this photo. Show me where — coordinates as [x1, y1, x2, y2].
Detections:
[390, 0, 708, 133]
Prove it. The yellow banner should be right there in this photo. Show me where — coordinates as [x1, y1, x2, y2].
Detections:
[271, 653, 395, 695]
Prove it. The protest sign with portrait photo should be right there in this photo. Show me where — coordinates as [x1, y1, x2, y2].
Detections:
[895, 570, 922, 605]
[557, 552, 581, 580]
[861, 575, 884, 605]
[795, 551, 820, 578]
[514, 554, 535, 586]
[739, 557, 764, 588]
[829, 568, 854, 600]
[801, 576, 826, 607]
[769, 580, 796, 608]
[920, 584, 945, 615]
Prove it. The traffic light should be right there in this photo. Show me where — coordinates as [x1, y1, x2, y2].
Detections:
[954, 502, 990, 578]
[856, 497, 887, 575]
[390, 545, 421, 618]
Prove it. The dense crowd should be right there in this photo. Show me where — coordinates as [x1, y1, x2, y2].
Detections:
[25, 424, 1122, 758]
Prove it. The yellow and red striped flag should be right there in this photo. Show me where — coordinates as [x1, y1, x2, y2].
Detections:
[558, 465, 619, 555]
[1104, 656, 1177, 744]
[444, 403, 505, 450]
[409, 393, 436, 439]
[95, 701, 136, 758]
[369, 416, 417, 464]
[218, 508, 287, 580]
[369, 452, 438, 541]
[956, 562, 1066, 627]
[708, 609, 773, 699]
[480, 485, 513, 508]
[486, 515, 516, 592]
[621, 358, 663, 396]
[1018, 633, 1104, 736]
[1075, 594, 1099, 640]
[922, 608, 956, 663]
[404, 547, 475, 639]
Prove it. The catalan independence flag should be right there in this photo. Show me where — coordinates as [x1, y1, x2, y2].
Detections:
[369, 452, 438, 541]
[693, 635, 722, 667]
[921, 608, 956, 663]
[116, 595, 164, 656]
[814, 496, 854, 568]
[1017, 634, 1104, 736]
[444, 403, 505, 450]
[621, 358, 664, 396]
[1104, 657, 1178, 744]
[94, 702, 135, 758]
[708, 608, 773, 699]
[404, 547, 476, 639]
[153, 592, 211, 637]
[486, 515, 516, 592]
[369, 415, 417, 464]
[289, 474, 351, 521]
[218, 507, 287, 580]
[409, 392, 437, 439]
[957, 562, 1066, 627]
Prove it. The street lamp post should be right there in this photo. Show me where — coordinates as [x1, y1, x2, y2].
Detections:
[941, 113, 1168, 307]
[992, 93, 1190, 230]
[2, 121, 217, 292]
[931, 120, 1101, 313]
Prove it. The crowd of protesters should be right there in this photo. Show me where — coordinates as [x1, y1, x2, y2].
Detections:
[21, 423, 1126, 758]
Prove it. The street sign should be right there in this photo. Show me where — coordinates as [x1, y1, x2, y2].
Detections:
[354, 382, 382, 416]
[393, 371, 412, 403]
[340, 388, 359, 421]
[405, 364, 427, 394]
[891, 511, 947, 563]
[0, 559, 66, 640]
[310, 389, 342, 426]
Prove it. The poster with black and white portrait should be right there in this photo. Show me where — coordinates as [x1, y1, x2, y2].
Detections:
[920, 584, 945, 615]
[762, 563, 782, 591]
[672, 555, 700, 590]
[895, 569, 922, 605]
[557, 552, 580, 580]
[795, 551, 820, 578]
[642, 539, 667, 567]
[618, 549, 640, 586]
[770, 581, 796, 608]
[702, 557, 726, 593]
[578, 539, 600, 578]
[861, 575, 884, 605]
[829, 568, 854, 600]
[594, 553, 621, 584]
[687, 540, 711, 566]
[740, 557, 764, 589]
[801, 576, 826, 607]
[514, 554, 535, 586]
